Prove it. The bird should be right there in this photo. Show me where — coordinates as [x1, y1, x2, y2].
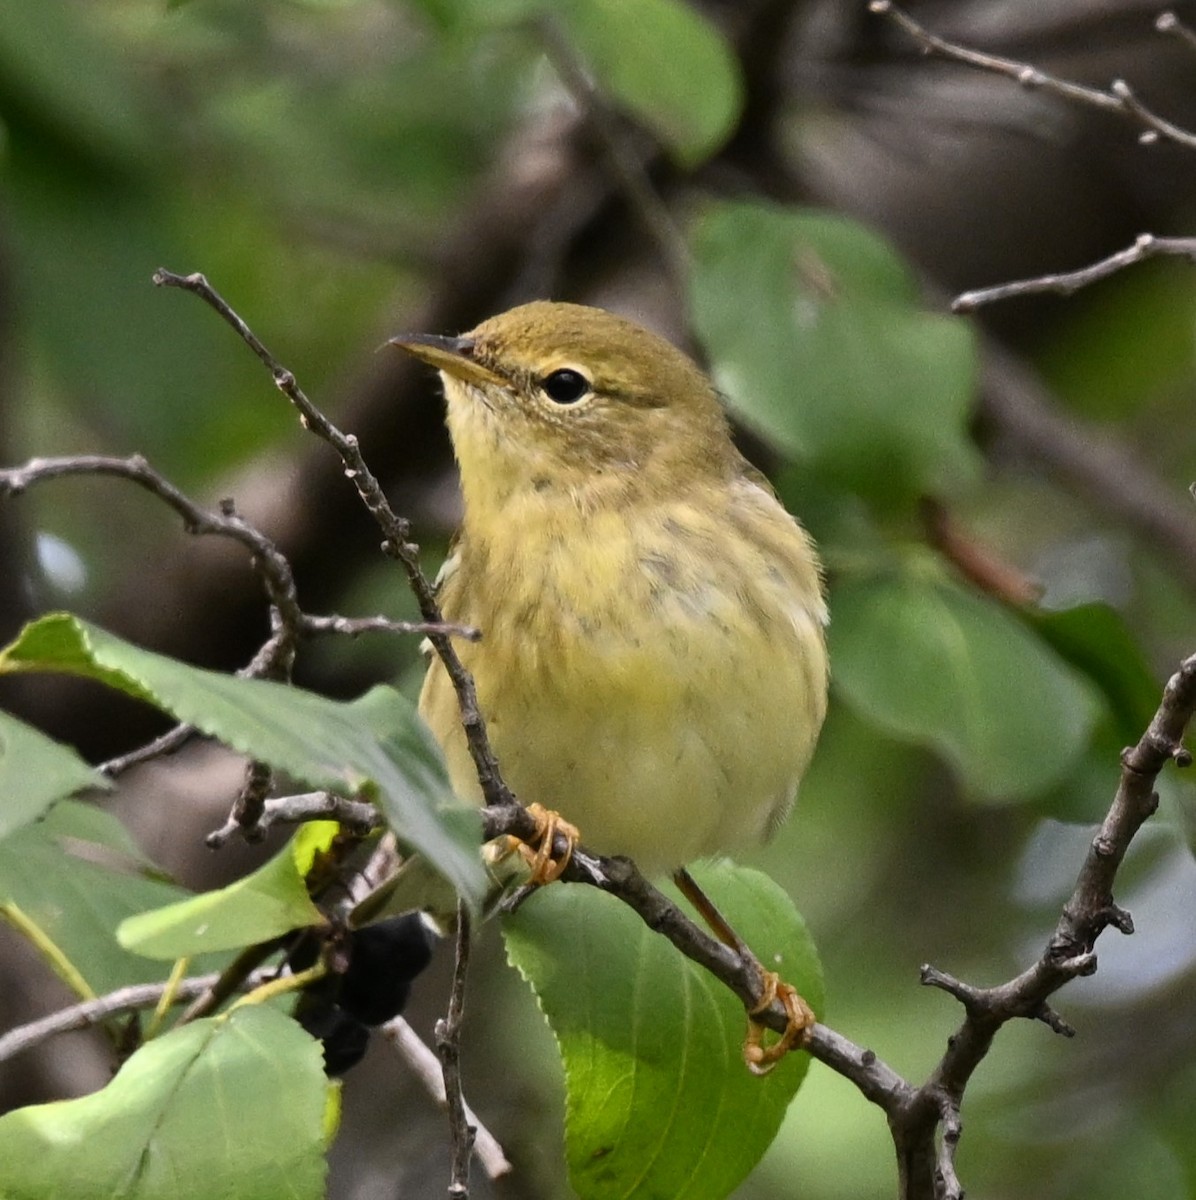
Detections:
[390, 300, 828, 1068]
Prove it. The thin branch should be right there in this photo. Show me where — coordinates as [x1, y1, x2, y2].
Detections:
[953, 233, 1196, 311]
[0, 454, 304, 681]
[436, 902, 475, 1200]
[205, 791, 382, 849]
[383, 1017, 512, 1182]
[888, 651, 1196, 1197]
[0, 970, 271, 1066]
[478, 803, 916, 1110]
[1111, 77, 1196, 150]
[98, 723, 198, 778]
[870, 1, 1196, 151]
[920, 498, 1042, 606]
[153, 269, 516, 811]
[1156, 10, 1196, 55]
[301, 613, 480, 641]
[0, 454, 305, 789]
[536, 15, 690, 290]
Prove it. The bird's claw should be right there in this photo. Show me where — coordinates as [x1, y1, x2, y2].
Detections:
[512, 802, 579, 885]
[743, 972, 815, 1075]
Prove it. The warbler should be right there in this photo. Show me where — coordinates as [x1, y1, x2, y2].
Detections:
[392, 301, 828, 879]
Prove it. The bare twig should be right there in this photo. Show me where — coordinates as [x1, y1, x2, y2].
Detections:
[383, 1017, 512, 1181]
[1156, 10, 1196, 54]
[231, 759, 274, 843]
[920, 498, 1042, 606]
[536, 16, 690, 290]
[99, 723, 197, 778]
[870, 1, 1196, 151]
[301, 614, 480, 641]
[205, 790, 382, 848]
[953, 233, 1196, 311]
[0, 969, 271, 1066]
[1111, 77, 1196, 149]
[888, 651, 1196, 1198]
[0, 455, 304, 682]
[436, 903, 475, 1200]
[153, 269, 515, 812]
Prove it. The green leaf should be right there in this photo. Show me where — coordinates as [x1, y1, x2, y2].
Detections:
[0, 1006, 330, 1200]
[0, 710, 109, 839]
[689, 201, 980, 509]
[0, 613, 485, 907]
[1029, 602, 1160, 746]
[503, 861, 823, 1200]
[830, 572, 1101, 800]
[117, 824, 335, 960]
[557, 0, 742, 165]
[0, 802, 195, 993]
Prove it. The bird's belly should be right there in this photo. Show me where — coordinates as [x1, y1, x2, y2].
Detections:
[423, 584, 824, 876]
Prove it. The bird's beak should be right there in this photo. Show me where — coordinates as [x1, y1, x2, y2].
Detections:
[387, 333, 506, 388]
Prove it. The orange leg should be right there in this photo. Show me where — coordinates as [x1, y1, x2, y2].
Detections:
[744, 974, 816, 1075]
[513, 803, 580, 885]
[673, 868, 815, 1076]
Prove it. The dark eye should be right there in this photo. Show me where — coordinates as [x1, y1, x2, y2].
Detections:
[541, 368, 590, 405]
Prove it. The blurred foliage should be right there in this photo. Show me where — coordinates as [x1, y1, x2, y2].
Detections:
[1, 1, 1196, 1199]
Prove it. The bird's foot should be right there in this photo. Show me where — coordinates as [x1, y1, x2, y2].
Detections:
[743, 972, 815, 1075]
[512, 803, 579, 885]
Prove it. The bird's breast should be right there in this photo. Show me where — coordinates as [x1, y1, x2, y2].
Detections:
[421, 487, 828, 873]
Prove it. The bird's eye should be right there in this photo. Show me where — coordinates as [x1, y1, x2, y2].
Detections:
[540, 368, 591, 405]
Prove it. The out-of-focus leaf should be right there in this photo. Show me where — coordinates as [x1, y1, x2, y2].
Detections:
[0, 614, 485, 907]
[0, 802, 193, 992]
[1038, 260, 1196, 421]
[830, 572, 1101, 800]
[690, 201, 980, 509]
[555, 0, 743, 165]
[504, 861, 823, 1200]
[0, 710, 108, 839]
[0, 1, 150, 166]
[0, 1006, 329, 1200]
[1029, 602, 1160, 745]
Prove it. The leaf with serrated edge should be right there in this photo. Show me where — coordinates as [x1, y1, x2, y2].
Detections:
[504, 861, 823, 1200]
[0, 1006, 329, 1200]
[0, 613, 484, 906]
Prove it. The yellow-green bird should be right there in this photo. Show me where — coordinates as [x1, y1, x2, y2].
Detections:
[392, 301, 828, 880]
